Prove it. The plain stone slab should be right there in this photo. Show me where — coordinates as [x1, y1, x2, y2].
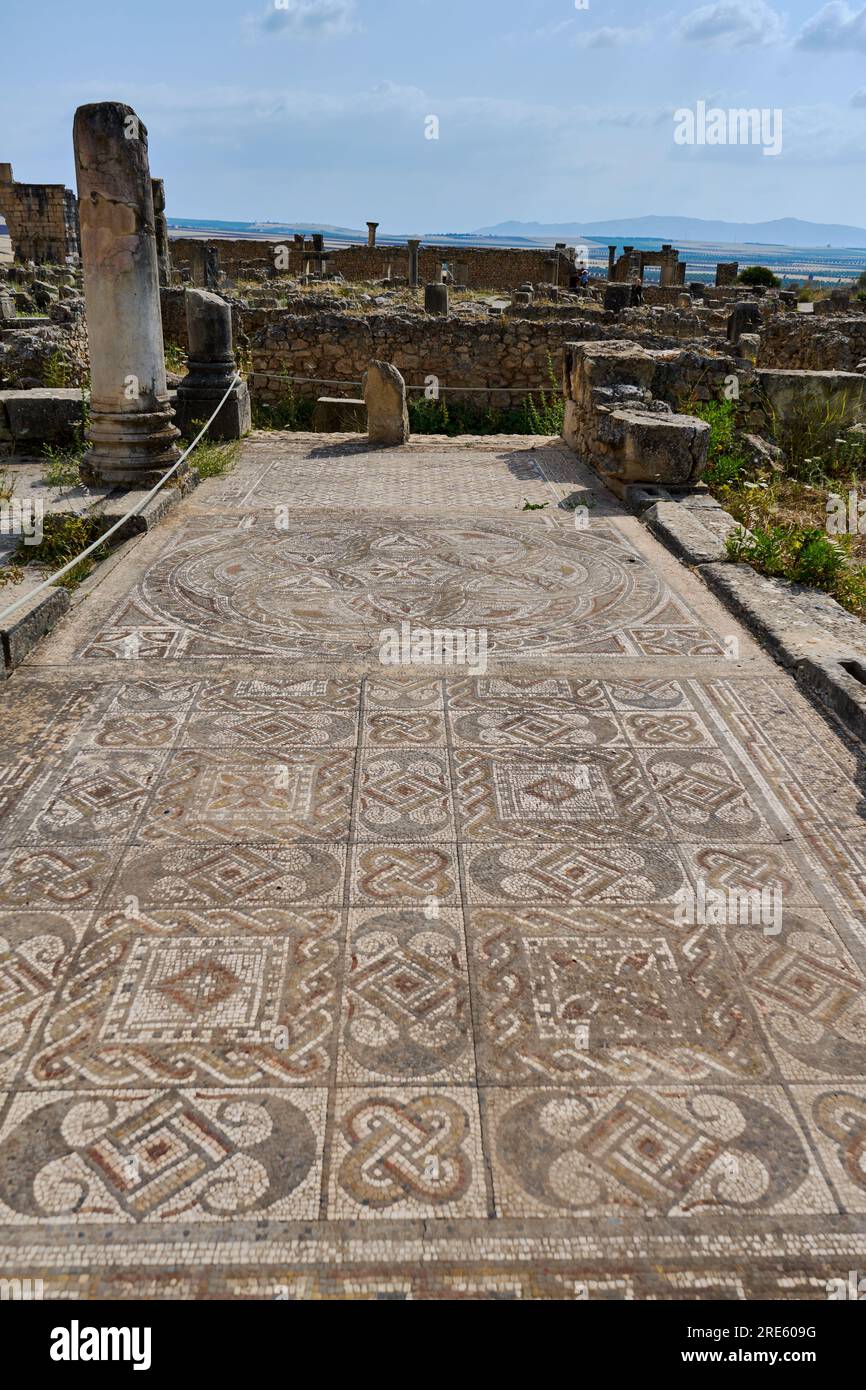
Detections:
[0, 388, 85, 447]
[699, 561, 866, 665]
[311, 397, 366, 432]
[0, 580, 70, 672]
[700, 560, 866, 741]
[644, 500, 728, 566]
[623, 483, 673, 513]
[90, 477, 192, 537]
[797, 655, 866, 744]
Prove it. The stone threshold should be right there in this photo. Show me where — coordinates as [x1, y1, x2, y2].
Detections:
[620, 477, 866, 742]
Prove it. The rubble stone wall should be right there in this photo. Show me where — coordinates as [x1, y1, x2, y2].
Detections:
[169, 237, 574, 291]
[244, 309, 703, 406]
[0, 165, 80, 263]
[760, 315, 866, 371]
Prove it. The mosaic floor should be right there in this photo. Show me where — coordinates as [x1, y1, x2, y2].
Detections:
[1, 432, 865, 1299]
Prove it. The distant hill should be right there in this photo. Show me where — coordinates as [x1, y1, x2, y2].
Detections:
[165, 217, 550, 249]
[474, 216, 866, 250]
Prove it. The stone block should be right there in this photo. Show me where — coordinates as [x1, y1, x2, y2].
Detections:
[311, 397, 367, 432]
[0, 388, 85, 446]
[363, 361, 410, 446]
[755, 369, 866, 429]
[612, 408, 710, 486]
[1, 587, 71, 673]
[727, 300, 762, 343]
[566, 340, 656, 400]
[424, 283, 449, 315]
[644, 499, 728, 565]
[174, 383, 251, 441]
[604, 283, 641, 312]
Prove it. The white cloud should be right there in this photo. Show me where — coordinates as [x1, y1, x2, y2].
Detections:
[852, 87, 866, 104]
[574, 25, 652, 49]
[678, 1, 786, 47]
[796, 2, 866, 50]
[250, 0, 361, 40]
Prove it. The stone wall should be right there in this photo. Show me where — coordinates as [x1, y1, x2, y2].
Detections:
[244, 309, 703, 407]
[760, 315, 866, 371]
[648, 347, 761, 418]
[0, 299, 89, 389]
[0, 164, 80, 264]
[160, 287, 247, 356]
[169, 237, 575, 291]
[562, 340, 710, 487]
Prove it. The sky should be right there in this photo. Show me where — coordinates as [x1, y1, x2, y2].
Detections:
[1, 0, 865, 232]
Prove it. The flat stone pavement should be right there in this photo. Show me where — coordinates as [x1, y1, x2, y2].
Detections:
[1, 430, 865, 1301]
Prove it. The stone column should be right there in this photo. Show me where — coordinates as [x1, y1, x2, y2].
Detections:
[407, 239, 421, 288]
[607, 245, 617, 279]
[727, 300, 762, 346]
[424, 282, 449, 315]
[367, 222, 378, 248]
[151, 178, 171, 286]
[189, 241, 220, 289]
[73, 101, 180, 487]
[659, 247, 679, 288]
[174, 289, 251, 441]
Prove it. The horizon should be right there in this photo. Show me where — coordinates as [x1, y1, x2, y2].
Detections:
[1, 0, 865, 230]
[157, 213, 866, 252]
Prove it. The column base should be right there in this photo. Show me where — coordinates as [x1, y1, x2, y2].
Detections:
[174, 382, 252, 441]
[83, 406, 182, 489]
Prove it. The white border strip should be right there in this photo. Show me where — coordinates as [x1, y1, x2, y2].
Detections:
[0, 373, 241, 628]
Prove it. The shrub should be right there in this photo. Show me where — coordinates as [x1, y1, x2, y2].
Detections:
[252, 388, 316, 431]
[164, 342, 187, 375]
[183, 431, 240, 480]
[43, 350, 70, 388]
[726, 523, 866, 616]
[41, 390, 90, 491]
[688, 399, 751, 487]
[737, 266, 780, 288]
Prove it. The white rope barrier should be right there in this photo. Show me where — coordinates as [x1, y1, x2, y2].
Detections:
[0, 373, 241, 628]
[250, 371, 555, 395]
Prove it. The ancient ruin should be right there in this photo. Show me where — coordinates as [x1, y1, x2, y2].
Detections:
[2, 61, 866, 1329]
[174, 288, 250, 440]
[0, 162, 80, 264]
[72, 102, 180, 487]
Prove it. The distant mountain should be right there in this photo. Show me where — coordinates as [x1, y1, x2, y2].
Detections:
[165, 217, 551, 249]
[474, 216, 866, 250]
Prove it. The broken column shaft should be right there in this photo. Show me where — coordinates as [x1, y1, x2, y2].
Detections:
[73, 102, 180, 487]
[151, 177, 171, 287]
[407, 239, 421, 288]
[174, 289, 251, 440]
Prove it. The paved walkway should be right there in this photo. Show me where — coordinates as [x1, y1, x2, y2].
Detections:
[1, 431, 865, 1299]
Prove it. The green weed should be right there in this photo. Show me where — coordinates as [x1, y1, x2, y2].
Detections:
[726, 524, 866, 616]
[14, 515, 110, 590]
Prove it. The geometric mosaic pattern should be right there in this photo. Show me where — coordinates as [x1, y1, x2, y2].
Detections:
[74, 513, 727, 664]
[469, 904, 773, 1084]
[2, 434, 866, 1297]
